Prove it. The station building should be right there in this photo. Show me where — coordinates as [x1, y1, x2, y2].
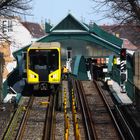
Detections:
[1, 14, 135, 105]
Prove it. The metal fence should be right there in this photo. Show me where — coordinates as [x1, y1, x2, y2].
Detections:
[126, 66, 135, 100]
[111, 59, 135, 101]
[111, 65, 120, 84]
[2, 68, 20, 99]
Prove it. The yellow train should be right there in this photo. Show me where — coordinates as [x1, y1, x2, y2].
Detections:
[26, 42, 61, 90]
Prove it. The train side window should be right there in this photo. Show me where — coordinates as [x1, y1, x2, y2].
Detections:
[19, 51, 27, 78]
[22, 51, 27, 72]
[49, 49, 58, 70]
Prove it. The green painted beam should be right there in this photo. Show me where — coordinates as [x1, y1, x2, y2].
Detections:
[40, 34, 121, 54]
[73, 55, 88, 80]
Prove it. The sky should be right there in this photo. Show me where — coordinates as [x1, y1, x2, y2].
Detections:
[26, 0, 113, 26]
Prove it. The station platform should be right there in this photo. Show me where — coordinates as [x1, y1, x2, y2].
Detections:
[109, 80, 132, 105]
[87, 69, 132, 105]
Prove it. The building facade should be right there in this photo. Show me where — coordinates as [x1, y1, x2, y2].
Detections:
[0, 16, 45, 80]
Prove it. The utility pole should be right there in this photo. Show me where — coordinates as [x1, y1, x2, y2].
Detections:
[0, 53, 4, 103]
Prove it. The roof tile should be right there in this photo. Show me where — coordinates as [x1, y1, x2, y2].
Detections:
[21, 22, 46, 38]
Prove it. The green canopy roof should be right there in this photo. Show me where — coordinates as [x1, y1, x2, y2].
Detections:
[89, 23, 122, 47]
[13, 14, 123, 57]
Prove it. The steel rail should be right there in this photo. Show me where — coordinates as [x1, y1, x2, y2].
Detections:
[2, 105, 23, 140]
[114, 105, 136, 140]
[94, 81, 125, 140]
[16, 96, 34, 140]
[74, 79, 98, 140]
[43, 93, 56, 140]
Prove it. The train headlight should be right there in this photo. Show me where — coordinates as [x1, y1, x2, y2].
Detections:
[52, 74, 57, 79]
[30, 74, 35, 78]
[49, 70, 60, 83]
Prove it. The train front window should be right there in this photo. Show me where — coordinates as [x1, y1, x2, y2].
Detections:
[28, 49, 59, 72]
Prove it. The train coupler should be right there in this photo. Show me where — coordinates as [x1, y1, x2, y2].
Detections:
[40, 83, 48, 90]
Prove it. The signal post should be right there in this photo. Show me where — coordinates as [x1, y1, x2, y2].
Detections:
[120, 48, 127, 93]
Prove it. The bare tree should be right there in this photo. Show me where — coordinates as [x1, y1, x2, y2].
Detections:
[0, 0, 32, 41]
[0, 0, 32, 16]
[92, 0, 140, 24]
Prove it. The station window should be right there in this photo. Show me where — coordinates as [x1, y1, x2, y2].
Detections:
[8, 20, 13, 32]
[1, 20, 13, 33]
[2, 20, 7, 34]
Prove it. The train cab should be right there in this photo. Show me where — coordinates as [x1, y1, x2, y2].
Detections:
[26, 42, 61, 90]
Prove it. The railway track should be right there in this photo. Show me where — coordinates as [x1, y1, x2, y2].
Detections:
[1, 97, 30, 140]
[16, 95, 35, 140]
[1, 79, 136, 139]
[73, 79, 124, 140]
[97, 81, 136, 140]
[72, 79, 95, 139]
[2, 92, 56, 140]
[43, 93, 56, 140]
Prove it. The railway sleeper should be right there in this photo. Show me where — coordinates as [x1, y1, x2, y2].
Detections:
[93, 108, 108, 113]
[94, 120, 112, 124]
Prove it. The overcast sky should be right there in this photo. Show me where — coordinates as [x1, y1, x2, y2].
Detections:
[27, 0, 113, 25]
